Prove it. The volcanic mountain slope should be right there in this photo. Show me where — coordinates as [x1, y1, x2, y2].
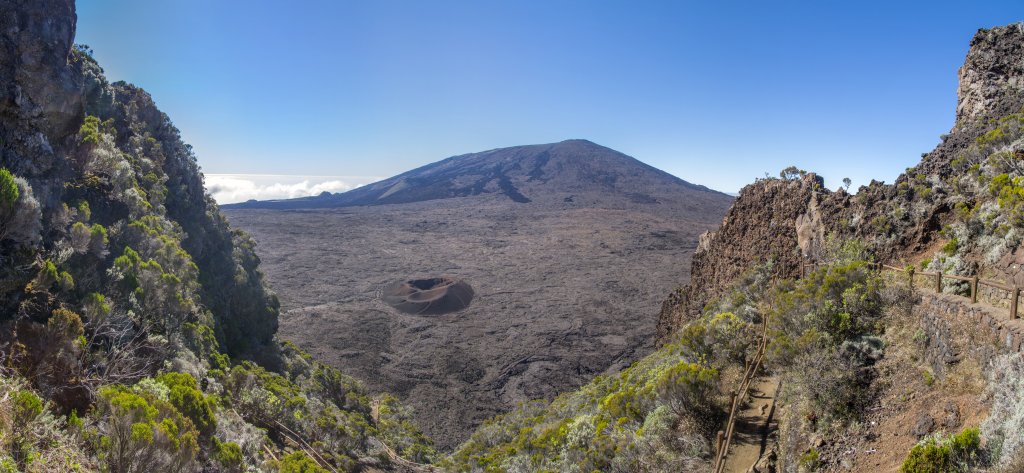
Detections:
[224, 141, 733, 447]
[224, 139, 726, 210]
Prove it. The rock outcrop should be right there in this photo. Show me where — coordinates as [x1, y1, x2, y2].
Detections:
[658, 174, 820, 339]
[658, 24, 1024, 341]
[956, 23, 1024, 128]
[0, 0, 81, 139]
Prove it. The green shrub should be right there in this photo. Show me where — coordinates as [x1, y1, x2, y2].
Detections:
[78, 115, 101, 145]
[68, 409, 83, 430]
[213, 438, 244, 471]
[157, 372, 216, 435]
[33, 260, 59, 289]
[989, 173, 1024, 225]
[767, 251, 886, 425]
[90, 223, 108, 243]
[277, 451, 328, 473]
[799, 448, 820, 471]
[770, 260, 884, 352]
[93, 384, 199, 472]
[942, 238, 959, 256]
[922, 369, 935, 387]
[76, 200, 91, 221]
[13, 389, 43, 424]
[183, 323, 229, 371]
[48, 308, 85, 339]
[0, 168, 18, 216]
[900, 428, 981, 473]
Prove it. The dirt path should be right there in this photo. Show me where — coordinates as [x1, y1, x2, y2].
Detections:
[722, 376, 780, 473]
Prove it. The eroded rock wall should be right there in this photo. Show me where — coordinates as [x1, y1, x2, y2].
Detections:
[659, 24, 1024, 341]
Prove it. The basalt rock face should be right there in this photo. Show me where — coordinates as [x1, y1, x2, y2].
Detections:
[0, 0, 81, 190]
[956, 23, 1024, 129]
[657, 174, 820, 340]
[659, 24, 1024, 340]
[0, 0, 81, 139]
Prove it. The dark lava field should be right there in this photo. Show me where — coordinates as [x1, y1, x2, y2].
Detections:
[224, 140, 732, 447]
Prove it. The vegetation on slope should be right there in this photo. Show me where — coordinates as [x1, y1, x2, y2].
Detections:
[0, 42, 435, 472]
[446, 241, 893, 472]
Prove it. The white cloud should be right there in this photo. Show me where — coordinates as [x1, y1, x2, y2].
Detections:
[205, 174, 380, 204]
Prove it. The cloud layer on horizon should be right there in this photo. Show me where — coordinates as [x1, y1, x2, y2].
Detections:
[205, 174, 380, 204]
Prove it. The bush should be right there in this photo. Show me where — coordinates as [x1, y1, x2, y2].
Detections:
[13, 389, 43, 425]
[71, 222, 109, 256]
[900, 428, 981, 473]
[157, 372, 216, 435]
[989, 173, 1024, 226]
[770, 260, 884, 356]
[942, 238, 959, 256]
[767, 251, 886, 430]
[799, 448, 820, 471]
[78, 115, 101, 145]
[277, 451, 328, 473]
[92, 384, 199, 473]
[212, 438, 244, 472]
[983, 354, 1024, 466]
[0, 377, 93, 471]
[48, 308, 85, 340]
[0, 171, 40, 244]
[0, 168, 18, 216]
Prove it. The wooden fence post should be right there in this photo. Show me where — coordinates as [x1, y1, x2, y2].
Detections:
[1012, 287, 1020, 320]
[908, 267, 915, 289]
[936, 271, 943, 293]
[971, 277, 979, 304]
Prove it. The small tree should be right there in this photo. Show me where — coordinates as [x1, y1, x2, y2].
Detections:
[843, 177, 852, 191]
[780, 166, 806, 180]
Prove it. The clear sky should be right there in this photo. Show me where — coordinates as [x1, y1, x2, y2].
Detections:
[75, 1, 1022, 202]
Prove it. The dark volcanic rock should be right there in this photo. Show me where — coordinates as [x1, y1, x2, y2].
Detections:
[225, 141, 733, 447]
[658, 173, 821, 340]
[0, 0, 82, 138]
[956, 23, 1024, 128]
[657, 24, 1024, 339]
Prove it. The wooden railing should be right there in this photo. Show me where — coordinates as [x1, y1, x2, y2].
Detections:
[713, 260, 1021, 470]
[712, 310, 770, 473]
[801, 262, 1021, 319]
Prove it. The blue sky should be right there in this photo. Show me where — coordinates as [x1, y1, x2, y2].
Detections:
[76, 1, 1022, 202]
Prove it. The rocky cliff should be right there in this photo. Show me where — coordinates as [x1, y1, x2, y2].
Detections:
[659, 23, 1024, 341]
[0, 1, 434, 470]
